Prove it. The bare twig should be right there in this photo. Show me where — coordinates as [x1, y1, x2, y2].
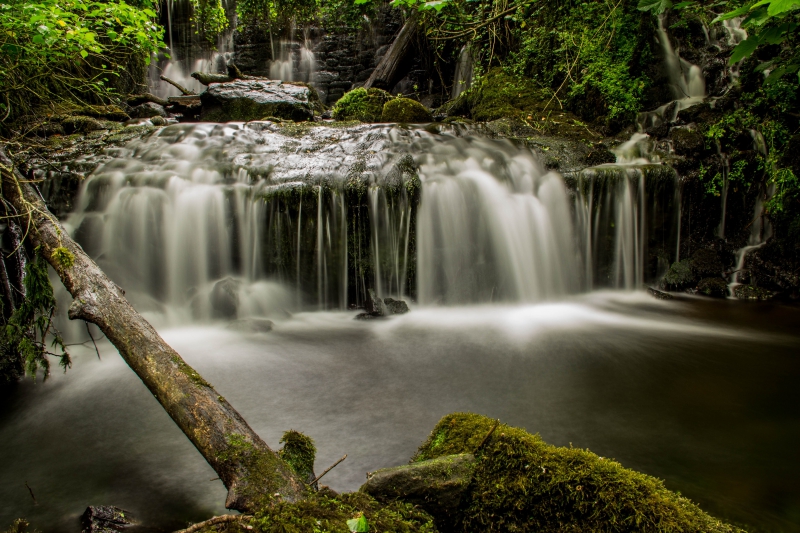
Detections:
[475, 419, 500, 452]
[85, 321, 101, 360]
[173, 514, 252, 533]
[25, 481, 37, 505]
[307, 454, 347, 486]
[160, 76, 196, 96]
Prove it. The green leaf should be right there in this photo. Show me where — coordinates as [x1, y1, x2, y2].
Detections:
[346, 516, 369, 533]
[766, 0, 800, 16]
[637, 0, 672, 13]
[729, 34, 759, 64]
[711, 6, 750, 23]
[673, 0, 693, 8]
[79, 49, 88, 58]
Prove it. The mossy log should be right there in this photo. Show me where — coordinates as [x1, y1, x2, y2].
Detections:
[364, 12, 419, 91]
[0, 149, 305, 512]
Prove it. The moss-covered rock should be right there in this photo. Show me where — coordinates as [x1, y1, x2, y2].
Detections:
[697, 277, 729, 298]
[200, 80, 316, 122]
[661, 258, 696, 291]
[331, 88, 393, 122]
[412, 413, 745, 533]
[77, 105, 130, 122]
[441, 69, 602, 140]
[381, 98, 432, 123]
[61, 116, 104, 134]
[669, 127, 704, 157]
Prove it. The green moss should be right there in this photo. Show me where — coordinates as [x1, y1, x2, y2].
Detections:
[331, 88, 393, 122]
[248, 492, 436, 533]
[661, 259, 695, 290]
[171, 355, 211, 388]
[413, 413, 745, 533]
[2, 519, 33, 533]
[61, 116, 104, 134]
[280, 430, 317, 481]
[219, 433, 307, 509]
[381, 98, 432, 123]
[443, 69, 602, 140]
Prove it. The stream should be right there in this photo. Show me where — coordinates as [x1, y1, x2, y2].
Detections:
[1, 294, 799, 532]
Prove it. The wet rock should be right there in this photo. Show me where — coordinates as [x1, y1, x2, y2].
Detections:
[697, 277, 728, 298]
[691, 248, 723, 278]
[361, 453, 475, 530]
[669, 126, 704, 157]
[381, 98, 432, 123]
[29, 121, 65, 137]
[130, 102, 166, 119]
[81, 506, 133, 533]
[647, 287, 673, 300]
[733, 284, 774, 301]
[384, 297, 409, 314]
[200, 80, 315, 122]
[210, 277, 240, 319]
[61, 116, 104, 134]
[149, 116, 167, 127]
[226, 318, 274, 333]
[583, 145, 616, 166]
[364, 288, 386, 316]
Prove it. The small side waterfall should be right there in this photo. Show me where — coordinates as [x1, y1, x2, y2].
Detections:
[451, 46, 474, 100]
[269, 28, 318, 83]
[62, 124, 679, 319]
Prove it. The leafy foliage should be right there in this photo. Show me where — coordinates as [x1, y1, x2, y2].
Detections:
[1, 248, 69, 380]
[0, 0, 164, 127]
[190, 0, 229, 42]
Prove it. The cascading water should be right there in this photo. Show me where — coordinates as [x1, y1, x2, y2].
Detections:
[62, 124, 680, 318]
[451, 46, 474, 100]
[269, 28, 318, 83]
[149, 0, 235, 98]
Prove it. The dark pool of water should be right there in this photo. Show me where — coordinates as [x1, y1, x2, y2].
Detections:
[1, 292, 798, 532]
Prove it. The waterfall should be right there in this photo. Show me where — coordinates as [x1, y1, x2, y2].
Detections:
[62, 124, 678, 319]
[451, 46, 474, 100]
[269, 28, 318, 83]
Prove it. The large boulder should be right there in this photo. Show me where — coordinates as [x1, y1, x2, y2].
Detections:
[210, 277, 240, 319]
[331, 88, 392, 122]
[200, 80, 316, 122]
[130, 102, 166, 119]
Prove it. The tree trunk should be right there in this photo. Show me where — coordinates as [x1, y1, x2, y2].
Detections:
[0, 149, 305, 513]
[364, 12, 420, 91]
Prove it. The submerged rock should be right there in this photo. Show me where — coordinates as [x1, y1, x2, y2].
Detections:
[647, 287, 673, 300]
[697, 277, 728, 298]
[226, 318, 273, 333]
[81, 506, 133, 533]
[733, 284, 774, 301]
[356, 289, 410, 319]
[210, 277, 240, 319]
[384, 297, 409, 314]
[200, 80, 316, 122]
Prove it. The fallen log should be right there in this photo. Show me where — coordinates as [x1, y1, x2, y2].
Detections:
[364, 12, 420, 91]
[127, 93, 169, 107]
[0, 148, 305, 513]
